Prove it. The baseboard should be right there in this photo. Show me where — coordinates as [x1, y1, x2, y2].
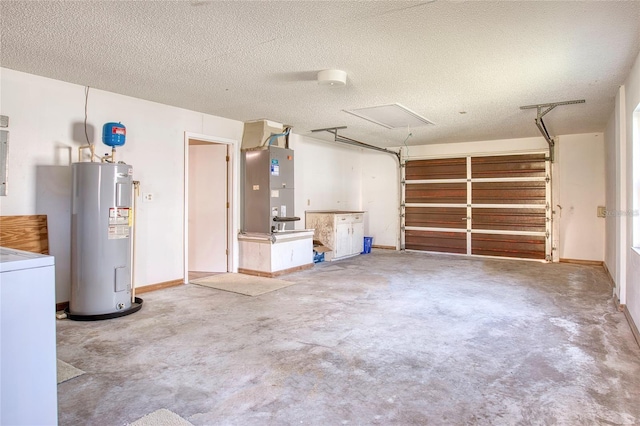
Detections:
[135, 279, 184, 294]
[622, 305, 640, 349]
[372, 245, 397, 250]
[559, 258, 604, 266]
[238, 263, 313, 278]
[55, 279, 184, 311]
[602, 263, 616, 289]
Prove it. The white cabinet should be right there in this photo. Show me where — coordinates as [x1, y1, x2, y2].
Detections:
[306, 211, 364, 260]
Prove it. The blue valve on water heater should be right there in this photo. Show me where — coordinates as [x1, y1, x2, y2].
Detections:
[102, 122, 126, 147]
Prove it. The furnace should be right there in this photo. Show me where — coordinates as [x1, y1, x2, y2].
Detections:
[238, 121, 314, 277]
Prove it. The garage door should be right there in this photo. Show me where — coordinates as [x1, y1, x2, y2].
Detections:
[403, 153, 550, 260]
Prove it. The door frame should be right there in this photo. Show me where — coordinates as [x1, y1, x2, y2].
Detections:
[183, 132, 239, 282]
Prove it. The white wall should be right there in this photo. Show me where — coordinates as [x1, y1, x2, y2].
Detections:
[361, 149, 400, 248]
[556, 133, 606, 261]
[290, 134, 400, 248]
[604, 48, 640, 330]
[626, 52, 640, 329]
[402, 136, 548, 159]
[604, 109, 617, 282]
[0, 68, 244, 303]
[291, 134, 362, 213]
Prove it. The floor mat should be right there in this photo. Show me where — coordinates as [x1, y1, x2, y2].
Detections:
[57, 359, 85, 384]
[128, 409, 193, 426]
[190, 273, 295, 296]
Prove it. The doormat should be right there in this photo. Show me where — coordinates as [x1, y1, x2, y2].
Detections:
[128, 409, 193, 426]
[190, 273, 295, 296]
[57, 359, 85, 384]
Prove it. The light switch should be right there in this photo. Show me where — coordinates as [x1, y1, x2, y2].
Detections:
[597, 206, 606, 218]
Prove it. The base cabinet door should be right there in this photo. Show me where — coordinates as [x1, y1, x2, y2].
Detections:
[335, 221, 352, 259]
[306, 211, 365, 260]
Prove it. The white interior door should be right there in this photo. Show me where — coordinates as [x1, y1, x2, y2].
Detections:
[188, 141, 228, 272]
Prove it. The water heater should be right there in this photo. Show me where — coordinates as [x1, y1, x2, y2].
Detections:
[69, 162, 142, 320]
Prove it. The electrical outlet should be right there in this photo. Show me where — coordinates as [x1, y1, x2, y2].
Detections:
[143, 192, 154, 202]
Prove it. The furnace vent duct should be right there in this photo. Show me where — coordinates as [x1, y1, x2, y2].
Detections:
[242, 119, 286, 150]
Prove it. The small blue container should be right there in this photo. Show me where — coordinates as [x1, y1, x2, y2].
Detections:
[102, 122, 126, 147]
[362, 236, 373, 254]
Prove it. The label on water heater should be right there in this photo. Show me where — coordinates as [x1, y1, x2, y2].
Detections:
[108, 207, 130, 239]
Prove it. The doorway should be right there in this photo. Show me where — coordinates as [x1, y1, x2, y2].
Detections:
[186, 138, 229, 281]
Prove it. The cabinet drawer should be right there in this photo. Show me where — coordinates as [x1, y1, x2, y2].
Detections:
[351, 214, 363, 223]
[336, 213, 363, 224]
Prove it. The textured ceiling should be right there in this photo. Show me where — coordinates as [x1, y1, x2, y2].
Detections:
[1, 1, 639, 147]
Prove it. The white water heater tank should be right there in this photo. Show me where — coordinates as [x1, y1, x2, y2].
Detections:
[70, 162, 141, 319]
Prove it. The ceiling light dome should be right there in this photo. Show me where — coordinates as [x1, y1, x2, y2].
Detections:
[317, 69, 347, 86]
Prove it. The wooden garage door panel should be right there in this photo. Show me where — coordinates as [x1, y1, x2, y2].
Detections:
[471, 234, 545, 259]
[405, 230, 467, 253]
[472, 181, 546, 204]
[405, 158, 467, 180]
[472, 208, 546, 232]
[405, 207, 467, 229]
[471, 154, 546, 179]
[405, 182, 467, 204]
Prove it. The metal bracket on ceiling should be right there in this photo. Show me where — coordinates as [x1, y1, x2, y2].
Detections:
[519, 99, 585, 162]
[310, 126, 402, 164]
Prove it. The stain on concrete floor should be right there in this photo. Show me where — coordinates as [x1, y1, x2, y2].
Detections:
[57, 251, 640, 425]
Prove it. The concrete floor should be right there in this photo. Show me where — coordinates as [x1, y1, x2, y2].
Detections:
[57, 251, 640, 425]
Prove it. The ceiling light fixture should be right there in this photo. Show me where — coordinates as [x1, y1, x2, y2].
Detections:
[317, 69, 347, 86]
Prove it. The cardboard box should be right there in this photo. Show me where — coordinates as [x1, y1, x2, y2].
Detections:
[313, 244, 333, 263]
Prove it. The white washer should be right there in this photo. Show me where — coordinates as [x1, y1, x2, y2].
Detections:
[0, 246, 57, 425]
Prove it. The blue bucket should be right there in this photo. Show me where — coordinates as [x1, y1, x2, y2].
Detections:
[362, 236, 373, 254]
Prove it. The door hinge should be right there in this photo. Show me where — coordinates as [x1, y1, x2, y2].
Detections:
[545, 231, 550, 239]
[226, 155, 230, 162]
[226, 202, 230, 208]
[545, 174, 550, 183]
